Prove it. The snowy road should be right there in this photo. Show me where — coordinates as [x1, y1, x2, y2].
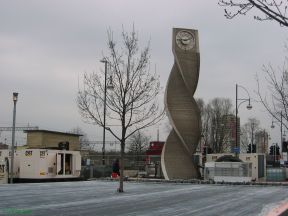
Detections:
[0, 180, 287, 216]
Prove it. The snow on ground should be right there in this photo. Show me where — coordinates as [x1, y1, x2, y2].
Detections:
[0, 180, 287, 216]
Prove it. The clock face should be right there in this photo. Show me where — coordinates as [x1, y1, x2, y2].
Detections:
[176, 30, 195, 50]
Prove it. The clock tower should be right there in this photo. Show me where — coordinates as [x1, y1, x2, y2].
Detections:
[161, 28, 201, 180]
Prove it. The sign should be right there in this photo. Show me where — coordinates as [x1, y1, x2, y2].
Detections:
[40, 151, 46, 158]
[25, 150, 32, 157]
[233, 147, 240, 154]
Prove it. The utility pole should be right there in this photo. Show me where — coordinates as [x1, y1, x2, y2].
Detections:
[101, 59, 108, 166]
[10, 92, 18, 184]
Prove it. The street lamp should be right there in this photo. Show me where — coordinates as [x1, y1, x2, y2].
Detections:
[10, 92, 18, 183]
[235, 84, 252, 157]
[100, 58, 114, 165]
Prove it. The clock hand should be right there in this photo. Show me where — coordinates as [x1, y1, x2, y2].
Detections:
[181, 38, 190, 45]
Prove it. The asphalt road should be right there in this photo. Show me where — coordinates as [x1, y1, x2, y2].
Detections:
[0, 180, 287, 216]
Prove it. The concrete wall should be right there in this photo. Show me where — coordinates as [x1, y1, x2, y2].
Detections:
[240, 153, 266, 182]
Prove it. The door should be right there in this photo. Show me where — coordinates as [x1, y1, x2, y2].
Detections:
[57, 153, 63, 175]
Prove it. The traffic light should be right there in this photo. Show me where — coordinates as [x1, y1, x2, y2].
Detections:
[269, 146, 274, 155]
[247, 144, 252, 153]
[269, 145, 280, 155]
[252, 144, 256, 153]
[247, 144, 256, 153]
[203, 147, 212, 155]
[283, 141, 288, 152]
[276, 145, 280, 155]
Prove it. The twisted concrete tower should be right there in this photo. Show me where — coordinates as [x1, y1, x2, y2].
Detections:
[161, 28, 201, 180]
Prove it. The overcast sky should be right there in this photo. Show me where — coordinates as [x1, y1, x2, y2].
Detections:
[0, 0, 287, 147]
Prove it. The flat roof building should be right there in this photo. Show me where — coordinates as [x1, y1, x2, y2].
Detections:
[24, 130, 82, 151]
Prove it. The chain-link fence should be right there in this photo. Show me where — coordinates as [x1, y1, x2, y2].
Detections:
[266, 167, 287, 182]
[80, 153, 161, 179]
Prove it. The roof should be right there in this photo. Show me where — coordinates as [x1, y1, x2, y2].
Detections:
[23, 129, 83, 137]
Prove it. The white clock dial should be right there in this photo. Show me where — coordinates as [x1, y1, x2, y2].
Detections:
[176, 30, 195, 50]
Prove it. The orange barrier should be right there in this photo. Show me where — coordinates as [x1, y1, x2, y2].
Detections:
[111, 172, 119, 179]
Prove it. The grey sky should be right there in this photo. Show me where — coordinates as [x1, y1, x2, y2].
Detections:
[0, 0, 287, 146]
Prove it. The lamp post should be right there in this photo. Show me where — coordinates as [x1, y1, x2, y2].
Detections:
[100, 58, 114, 165]
[271, 110, 284, 154]
[263, 130, 267, 154]
[250, 121, 256, 154]
[10, 92, 18, 183]
[235, 84, 252, 157]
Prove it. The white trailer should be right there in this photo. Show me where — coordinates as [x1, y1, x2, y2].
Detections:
[0, 149, 20, 179]
[0, 149, 81, 182]
[0, 158, 8, 184]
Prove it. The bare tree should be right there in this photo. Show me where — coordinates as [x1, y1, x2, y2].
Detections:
[77, 27, 164, 192]
[256, 49, 288, 131]
[196, 98, 210, 151]
[197, 98, 234, 153]
[240, 126, 250, 153]
[209, 98, 234, 153]
[240, 118, 260, 153]
[127, 130, 150, 161]
[218, 0, 288, 27]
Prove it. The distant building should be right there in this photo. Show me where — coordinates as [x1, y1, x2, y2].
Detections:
[255, 130, 269, 154]
[221, 114, 239, 153]
[24, 130, 82, 151]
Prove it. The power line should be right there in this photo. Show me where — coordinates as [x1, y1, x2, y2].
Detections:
[0, 126, 39, 131]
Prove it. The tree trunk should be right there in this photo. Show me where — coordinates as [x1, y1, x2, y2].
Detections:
[118, 140, 125, 192]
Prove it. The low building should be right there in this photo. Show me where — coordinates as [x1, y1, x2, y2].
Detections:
[24, 130, 82, 151]
[206, 153, 266, 182]
[221, 114, 238, 153]
[204, 161, 252, 183]
[255, 130, 269, 154]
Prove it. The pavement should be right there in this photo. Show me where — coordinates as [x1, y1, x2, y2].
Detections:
[0, 180, 287, 216]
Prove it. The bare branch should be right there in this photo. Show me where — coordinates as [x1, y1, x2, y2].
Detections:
[77, 26, 164, 151]
[219, 0, 288, 27]
[255, 52, 288, 130]
[196, 98, 234, 153]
